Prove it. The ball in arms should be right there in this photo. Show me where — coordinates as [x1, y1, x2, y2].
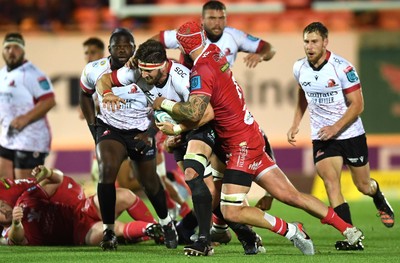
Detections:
[154, 110, 177, 124]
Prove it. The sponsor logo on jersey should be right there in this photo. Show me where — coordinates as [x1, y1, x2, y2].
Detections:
[344, 66, 358, 82]
[220, 62, 229, 72]
[248, 160, 262, 171]
[100, 60, 106, 66]
[213, 51, 225, 62]
[301, 81, 311, 87]
[333, 57, 343, 64]
[190, 76, 201, 91]
[246, 34, 259, 41]
[38, 77, 51, 90]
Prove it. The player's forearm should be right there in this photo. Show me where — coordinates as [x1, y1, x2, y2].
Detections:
[9, 221, 26, 245]
[25, 96, 56, 123]
[291, 89, 307, 128]
[260, 43, 276, 61]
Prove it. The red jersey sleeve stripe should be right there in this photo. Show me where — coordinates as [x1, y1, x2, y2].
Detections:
[344, 83, 361, 94]
[38, 92, 55, 101]
[191, 90, 212, 97]
[159, 31, 166, 47]
[256, 40, 266, 53]
[80, 81, 94, 95]
[111, 70, 122, 87]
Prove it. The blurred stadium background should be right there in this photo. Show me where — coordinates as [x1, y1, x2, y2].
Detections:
[0, 0, 399, 201]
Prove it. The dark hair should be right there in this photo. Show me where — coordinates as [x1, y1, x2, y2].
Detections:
[202, 1, 226, 15]
[109, 27, 135, 44]
[135, 39, 167, 64]
[3, 32, 25, 46]
[83, 37, 105, 50]
[303, 22, 328, 39]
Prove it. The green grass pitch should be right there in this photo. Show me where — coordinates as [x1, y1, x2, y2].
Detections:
[1, 199, 398, 263]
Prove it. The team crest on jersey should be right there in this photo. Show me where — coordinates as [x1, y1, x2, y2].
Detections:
[344, 66, 358, 82]
[327, 79, 336, 88]
[246, 34, 259, 42]
[38, 77, 51, 90]
[100, 60, 106, 66]
[128, 85, 138, 94]
[190, 76, 201, 91]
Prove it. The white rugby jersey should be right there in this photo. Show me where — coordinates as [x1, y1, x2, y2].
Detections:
[80, 57, 150, 131]
[112, 60, 190, 103]
[293, 51, 365, 140]
[0, 61, 54, 152]
[160, 27, 262, 67]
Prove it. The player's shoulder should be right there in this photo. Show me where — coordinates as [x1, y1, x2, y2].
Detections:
[328, 51, 353, 70]
[170, 60, 190, 78]
[86, 57, 110, 70]
[224, 26, 260, 42]
[169, 60, 190, 88]
[21, 61, 46, 76]
[224, 26, 244, 35]
[294, 56, 307, 64]
[293, 57, 308, 69]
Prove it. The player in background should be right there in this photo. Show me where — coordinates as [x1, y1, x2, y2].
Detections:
[0, 165, 164, 245]
[151, 0, 276, 243]
[0, 32, 56, 180]
[81, 28, 178, 251]
[80, 36, 138, 193]
[288, 22, 395, 251]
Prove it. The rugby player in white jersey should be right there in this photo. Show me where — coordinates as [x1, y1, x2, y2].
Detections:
[288, 22, 394, 251]
[0, 33, 56, 180]
[80, 28, 177, 251]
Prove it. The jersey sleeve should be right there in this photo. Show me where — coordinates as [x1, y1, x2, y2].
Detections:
[189, 64, 214, 97]
[171, 63, 191, 101]
[25, 66, 55, 100]
[160, 30, 179, 49]
[338, 61, 361, 94]
[227, 27, 261, 53]
[80, 64, 96, 95]
[293, 60, 302, 83]
[111, 66, 136, 87]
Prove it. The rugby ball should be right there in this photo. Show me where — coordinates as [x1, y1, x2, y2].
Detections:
[154, 110, 177, 124]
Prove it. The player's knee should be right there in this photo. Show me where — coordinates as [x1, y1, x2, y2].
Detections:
[220, 192, 246, 222]
[186, 175, 212, 203]
[183, 153, 207, 181]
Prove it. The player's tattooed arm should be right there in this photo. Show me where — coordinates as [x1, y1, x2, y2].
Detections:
[173, 95, 210, 122]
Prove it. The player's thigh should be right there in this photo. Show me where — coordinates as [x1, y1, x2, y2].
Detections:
[255, 166, 300, 202]
[0, 157, 14, 179]
[85, 221, 104, 245]
[315, 156, 343, 184]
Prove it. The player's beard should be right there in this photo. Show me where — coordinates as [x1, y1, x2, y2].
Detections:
[145, 70, 162, 86]
[4, 54, 24, 71]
